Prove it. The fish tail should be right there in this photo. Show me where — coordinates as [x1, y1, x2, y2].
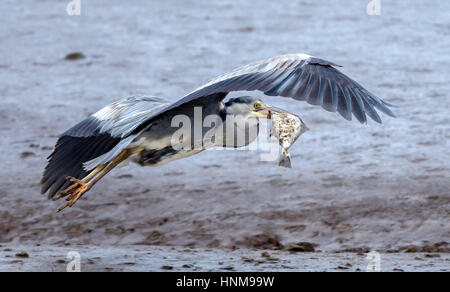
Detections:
[278, 153, 292, 168]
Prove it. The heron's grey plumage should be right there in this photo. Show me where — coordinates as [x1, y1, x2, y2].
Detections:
[80, 96, 171, 170]
[41, 53, 397, 200]
[68, 96, 170, 138]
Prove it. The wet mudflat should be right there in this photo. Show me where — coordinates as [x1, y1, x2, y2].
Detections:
[0, 0, 448, 269]
[1, 245, 448, 272]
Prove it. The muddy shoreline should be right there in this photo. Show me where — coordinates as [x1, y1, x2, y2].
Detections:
[1, 245, 448, 272]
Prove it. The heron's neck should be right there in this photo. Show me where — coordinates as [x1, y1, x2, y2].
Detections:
[218, 107, 260, 148]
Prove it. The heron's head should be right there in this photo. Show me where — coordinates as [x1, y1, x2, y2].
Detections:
[224, 96, 281, 119]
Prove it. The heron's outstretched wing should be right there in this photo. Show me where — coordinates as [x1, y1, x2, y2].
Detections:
[41, 96, 169, 198]
[170, 53, 396, 123]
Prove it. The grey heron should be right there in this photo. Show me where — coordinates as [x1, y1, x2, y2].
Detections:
[41, 53, 396, 211]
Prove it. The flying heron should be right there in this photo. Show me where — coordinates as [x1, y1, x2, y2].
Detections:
[41, 53, 396, 211]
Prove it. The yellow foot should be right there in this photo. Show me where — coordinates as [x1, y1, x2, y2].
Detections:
[56, 177, 91, 212]
[52, 177, 84, 200]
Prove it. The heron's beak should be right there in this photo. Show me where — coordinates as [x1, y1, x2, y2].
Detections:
[266, 106, 286, 114]
[251, 110, 271, 119]
[252, 106, 286, 119]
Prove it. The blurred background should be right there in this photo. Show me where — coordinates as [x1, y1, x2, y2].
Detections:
[0, 0, 448, 252]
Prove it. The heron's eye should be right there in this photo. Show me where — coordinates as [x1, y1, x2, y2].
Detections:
[254, 103, 263, 110]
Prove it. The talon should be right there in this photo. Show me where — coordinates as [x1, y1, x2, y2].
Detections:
[67, 176, 83, 185]
[58, 184, 89, 211]
[65, 191, 76, 201]
[54, 177, 86, 200]
[56, 179, 91, 211]
[57, 202, 70, 212]
[52, 193, 64, 201]
[58, 184, 77, 197]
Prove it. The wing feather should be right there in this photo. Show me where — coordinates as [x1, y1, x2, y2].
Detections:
[171, 53, 395, 123]
[336, 84, 352, 121]
[349, 88, 367, 124]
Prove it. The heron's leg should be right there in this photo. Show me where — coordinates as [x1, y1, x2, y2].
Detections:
[80, 163, 108, 182]
[53, 164, 107, 200]
[56, 147, 144, 212]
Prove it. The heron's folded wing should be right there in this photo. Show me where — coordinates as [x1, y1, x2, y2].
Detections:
[171, 53, 396, 123]
[64, 96, 170, 138]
